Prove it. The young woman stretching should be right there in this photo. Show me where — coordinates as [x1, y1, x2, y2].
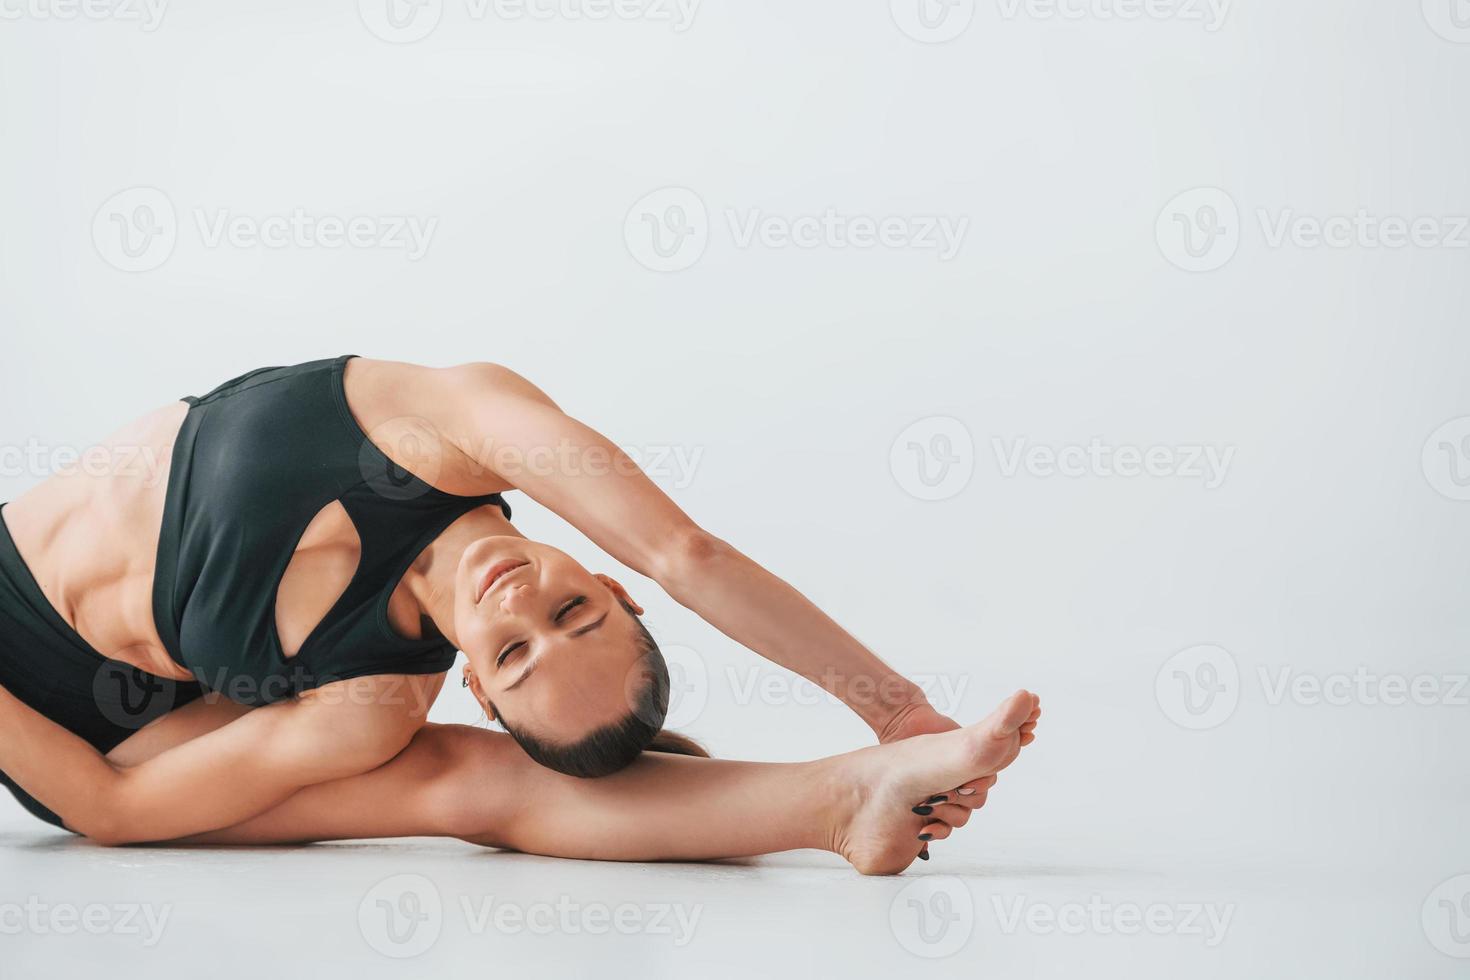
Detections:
[0, 356, 993, 846]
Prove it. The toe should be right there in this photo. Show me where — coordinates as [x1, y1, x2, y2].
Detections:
[988, 690, 1038, 736]
[927, 804, 972, 828]
[917, 822, 953, 842]
[953, 774, 997, 805]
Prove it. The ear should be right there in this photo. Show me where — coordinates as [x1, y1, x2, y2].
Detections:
[593, 573, 643, 615]
[463, 664, 497, 722]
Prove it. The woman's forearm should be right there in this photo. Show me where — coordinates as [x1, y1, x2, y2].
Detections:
[661, 534, 928, 735]
[0, 684, 126, 837]
[2, 677, 427, 845]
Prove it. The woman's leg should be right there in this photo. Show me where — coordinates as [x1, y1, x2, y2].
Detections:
[180, 690, 1041, 875]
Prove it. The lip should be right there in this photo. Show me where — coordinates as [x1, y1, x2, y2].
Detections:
[476, 559, 529, 604]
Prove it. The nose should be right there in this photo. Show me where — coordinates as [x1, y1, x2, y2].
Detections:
[498, 582, 534, 615]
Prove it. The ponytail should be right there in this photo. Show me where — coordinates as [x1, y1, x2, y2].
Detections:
[646, 730, 709, 758]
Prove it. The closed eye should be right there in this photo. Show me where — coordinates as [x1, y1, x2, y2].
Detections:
[555, 596, 587, 623]
[496, 640, 525, 668]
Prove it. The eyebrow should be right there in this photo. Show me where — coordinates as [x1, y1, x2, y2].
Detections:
[571, 613, 608, 638]
[504, 612, 609, 691]
[505, 658, 538, 692]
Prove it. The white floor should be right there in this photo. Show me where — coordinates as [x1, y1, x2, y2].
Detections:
[2, 820, 1463, 979]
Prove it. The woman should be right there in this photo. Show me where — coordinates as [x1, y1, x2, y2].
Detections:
[0, 355, 974, 843]
[0, 678, 1041, 872]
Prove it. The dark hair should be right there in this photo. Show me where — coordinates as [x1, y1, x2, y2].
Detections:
[493, 601, 707, 777]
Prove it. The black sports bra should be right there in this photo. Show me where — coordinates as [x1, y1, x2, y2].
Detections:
[152, 355, 510, 705]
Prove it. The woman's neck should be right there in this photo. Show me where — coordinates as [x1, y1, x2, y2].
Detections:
[399, 504, 521, 649]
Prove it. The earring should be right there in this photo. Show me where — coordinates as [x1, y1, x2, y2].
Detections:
[461, 676, 469, 688]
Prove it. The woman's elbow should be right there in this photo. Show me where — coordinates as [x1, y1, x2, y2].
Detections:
[75, 811, 147, 847]
[68, 780, 166, 846]
[656, 528, 731, 595]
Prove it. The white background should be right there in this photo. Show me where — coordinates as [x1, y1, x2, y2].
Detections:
[1, 2, 1468, 977]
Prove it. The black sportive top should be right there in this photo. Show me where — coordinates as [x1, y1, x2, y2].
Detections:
[151, 355, 510, 706]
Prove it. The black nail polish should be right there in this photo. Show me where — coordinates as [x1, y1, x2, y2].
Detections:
[917, 833, 934, 842]
[917, 849, 930, 861]
[925, 795, 948, 804]
[912, 805, 933, 816]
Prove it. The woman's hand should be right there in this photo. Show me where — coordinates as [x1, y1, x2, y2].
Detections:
[877, 699, 962, 744]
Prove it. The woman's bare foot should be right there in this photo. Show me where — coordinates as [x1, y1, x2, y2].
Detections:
[827, 690, 1041, 875]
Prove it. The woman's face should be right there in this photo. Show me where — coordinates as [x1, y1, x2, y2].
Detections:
[453, 536, 647, 743]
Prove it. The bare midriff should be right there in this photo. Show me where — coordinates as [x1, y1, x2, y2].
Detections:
[3, 401, 195, 681]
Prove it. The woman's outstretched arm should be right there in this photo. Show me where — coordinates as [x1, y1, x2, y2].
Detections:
[399, 360, 955, 742]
